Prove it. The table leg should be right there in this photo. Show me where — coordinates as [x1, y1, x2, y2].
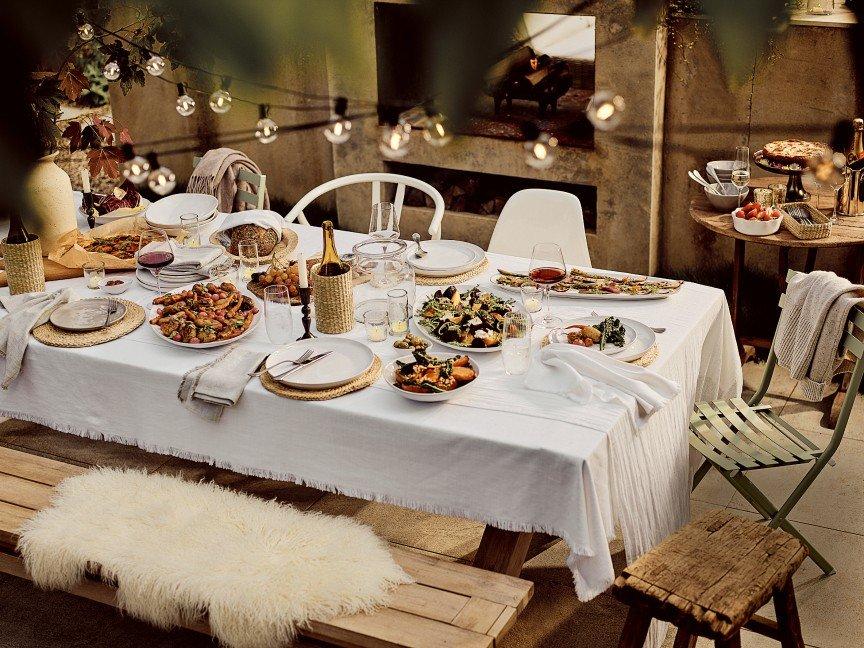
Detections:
[804, 248, 817, 274]
[778, 247, 790, 291]
[473, 526, 533, 576]
[731, 239, 744, 331]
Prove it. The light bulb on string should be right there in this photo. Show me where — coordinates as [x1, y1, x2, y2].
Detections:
[145, 53, 166, 77]
[255, 105, 278, 144]
[323, 97, 352, 144]
[586, 91, 625, 131]
[103, 61, 121, 82]
[145, 153, 176, 196]
[209, 77, 232, 114]
[423, 112, 453, 147]
[379, 122, 411, 159]
[175, 83, 196, 117]
[78, 23, 95, 42]
[521, 123, 557, 170]
[120, 145, 150, 185]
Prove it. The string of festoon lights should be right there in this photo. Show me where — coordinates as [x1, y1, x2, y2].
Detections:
[75, 14, 626, 196]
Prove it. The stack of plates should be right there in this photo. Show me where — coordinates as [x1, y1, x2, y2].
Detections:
[407, 240, 486, 278]
[264, 339, 375, 390]
[706, 161, 734, 184]
[145, 194, 219, 230]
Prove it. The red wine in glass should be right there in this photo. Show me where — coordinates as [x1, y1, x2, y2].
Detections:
[137, 251, 175, 269]
[529, 267, 567, 285]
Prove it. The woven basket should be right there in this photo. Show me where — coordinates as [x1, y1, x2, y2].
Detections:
[781, 202, 832, 240]
[2, 237, 45, 294]
[312, 267, 354, 334]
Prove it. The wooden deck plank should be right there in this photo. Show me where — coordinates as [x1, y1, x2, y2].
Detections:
[487, 607, 518, 642]
[388, 582, 469, 624]
[0, 446, 87, 485]
[0, 472, 55, 512]
[0, 500, 35, 549]
[391, 547, 533, 611]
[451, 597, 506, 634]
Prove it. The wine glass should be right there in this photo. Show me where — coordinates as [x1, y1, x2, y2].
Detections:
[369, 202, 399, 239]
[136, 227, 174, 294]
[528, 242, 566, 328]
[731, 146, 751, 209]
[237, 239, 259, 285]
[263, 285, 294, 345]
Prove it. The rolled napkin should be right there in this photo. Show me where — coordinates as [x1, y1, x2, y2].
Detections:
[0, 289, 73, 388]
[177, 347, 268, 421]
[524, 343, 680, 428]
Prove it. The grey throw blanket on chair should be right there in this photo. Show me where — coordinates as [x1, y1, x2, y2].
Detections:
[774, 271, 864, 401]
[187, 147, 269, 213]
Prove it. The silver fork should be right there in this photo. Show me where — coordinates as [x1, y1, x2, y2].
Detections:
[249, 349, 314, 377]
[591, 311, 666, 334]
[102, 300, 118, 327]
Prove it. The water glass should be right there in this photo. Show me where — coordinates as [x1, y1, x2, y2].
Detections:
[364, 309, 389, 342]
[501, 311, 532, 375]
[369, 202, 399, 239]
[387, 288, 409, 335]
[179, 213, 201, 248]
[520, 284, 543, 315]
[83, 260, 105, 290]
[263, 285, 294, 345]
[237, 239, 259, 284]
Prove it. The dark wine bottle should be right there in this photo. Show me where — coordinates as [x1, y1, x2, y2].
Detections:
[318, 220, 350, 276]
[7, 210, 33, 245]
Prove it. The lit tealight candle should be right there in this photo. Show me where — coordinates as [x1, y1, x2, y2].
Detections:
[524, 297, 541, 313]
[298, 253, 308, 288]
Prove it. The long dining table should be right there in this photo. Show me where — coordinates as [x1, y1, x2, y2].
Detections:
[0, 213, 742, 608]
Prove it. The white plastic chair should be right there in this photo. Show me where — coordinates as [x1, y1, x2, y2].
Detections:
[487, 189, 591, 267]
[285, 173, 446, 239]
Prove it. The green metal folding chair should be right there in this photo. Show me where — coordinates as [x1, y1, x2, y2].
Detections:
[690, 270, 864, 575]
[192, 156, 267, 209]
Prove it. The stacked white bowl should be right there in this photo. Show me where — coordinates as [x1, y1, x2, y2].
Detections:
[707, 160, 735, 184]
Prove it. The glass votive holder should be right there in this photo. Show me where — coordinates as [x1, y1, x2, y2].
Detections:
[520, 284, 543, 315]
[83, 260, 106, 290]
[180, 213, 201, 248]
[387, 288, 409, 335]
[364, 309, 389, 342]
[753, 187, 773, 206]
[769, 183, 787, 206]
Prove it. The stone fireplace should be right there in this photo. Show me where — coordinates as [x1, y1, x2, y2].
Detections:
[327, 0, 667, 273]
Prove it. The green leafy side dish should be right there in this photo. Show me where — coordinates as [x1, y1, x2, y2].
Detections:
[417, 286, 513, 349]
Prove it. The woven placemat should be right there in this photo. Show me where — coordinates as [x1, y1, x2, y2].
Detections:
[541, 335, 659, 367]
[33, 298, 145, 348]
[260, 355, 382, 401]
[415, 258, 489, 286]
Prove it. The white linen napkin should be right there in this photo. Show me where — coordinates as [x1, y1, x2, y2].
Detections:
[0, 289, 73, 388]
[213, 209, 283, 241]
[167, 245, 224, 271]
[177, 347, 268, 421]
[524, 343, 680, 428]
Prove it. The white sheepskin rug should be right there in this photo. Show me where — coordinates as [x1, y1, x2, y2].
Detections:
[17, 467, 411, 648]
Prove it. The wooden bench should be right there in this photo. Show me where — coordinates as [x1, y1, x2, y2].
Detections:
[612, 509, 807, 648]
[0, 446, 533, 648]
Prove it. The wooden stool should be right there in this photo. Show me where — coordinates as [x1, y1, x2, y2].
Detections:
[612, 510, 808, 648]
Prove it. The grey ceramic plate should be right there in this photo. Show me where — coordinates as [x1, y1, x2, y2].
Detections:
[49, 298, 126, 332]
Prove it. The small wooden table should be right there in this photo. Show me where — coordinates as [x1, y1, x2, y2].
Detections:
[690, 177, 864, 349]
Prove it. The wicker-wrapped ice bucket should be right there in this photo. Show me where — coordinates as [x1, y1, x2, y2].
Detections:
[2, 236, 45, 294]
[311, 267, 354, 334]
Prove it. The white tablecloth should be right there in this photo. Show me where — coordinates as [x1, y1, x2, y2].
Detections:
[0, 212, 741, 604]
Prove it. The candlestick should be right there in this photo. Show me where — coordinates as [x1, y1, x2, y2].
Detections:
[297, 286, 315, 339]
[298, 253, 308, 288]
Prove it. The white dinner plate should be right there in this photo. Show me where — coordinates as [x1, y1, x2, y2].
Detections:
[411, 313, 502, 354]
[548, 316, 636, 356]
[266, 338, 375, 390]
[548, 315, 656, 363]
[384, 353, 480, 402]
[490, 276, 673, 301]
[408, 240, 486, 277]
[50, 298, 126, 332]
[145, 193, 219, 229]
[147, 283, 260, 348]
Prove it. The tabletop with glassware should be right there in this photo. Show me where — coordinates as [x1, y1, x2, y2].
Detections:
[0, 192, 741, 600]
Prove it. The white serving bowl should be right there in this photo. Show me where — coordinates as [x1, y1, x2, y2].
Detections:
[101, 277, 131, 295]
[707, 160, 735, 182]
[384, 353, 479, 402]
[732, 209, 782, 236]
[704, 184, 749, 211]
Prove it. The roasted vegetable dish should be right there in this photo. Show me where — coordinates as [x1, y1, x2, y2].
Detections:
[393, 350, 476, 393]
[150, 282, 258, 344]
[417, 286, 513, 349]
[494, 268, 681, 296]
[83, 235, 141, 259]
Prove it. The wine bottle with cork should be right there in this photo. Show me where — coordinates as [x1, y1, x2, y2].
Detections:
[312, 220, 354, 334]
[318, 221, 350, 276]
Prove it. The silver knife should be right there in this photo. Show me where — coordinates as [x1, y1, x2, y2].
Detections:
[272, 350, 334, 378]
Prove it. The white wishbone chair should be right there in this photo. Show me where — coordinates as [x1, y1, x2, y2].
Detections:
[285, 172, 446, 239]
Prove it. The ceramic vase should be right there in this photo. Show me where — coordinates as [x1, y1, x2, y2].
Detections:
[22, 153, 78, 256]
